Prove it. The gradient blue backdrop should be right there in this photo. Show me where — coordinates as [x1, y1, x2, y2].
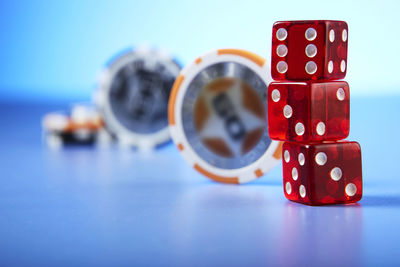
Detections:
[1, 2, 400, 265]
[0, 0, 399, 102]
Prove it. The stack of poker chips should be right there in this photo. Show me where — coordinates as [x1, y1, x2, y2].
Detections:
[42, 104, 111, 148]
[267, 20, 363, 205]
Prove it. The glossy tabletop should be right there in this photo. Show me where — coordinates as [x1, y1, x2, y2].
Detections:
[0, 96, 399, 266]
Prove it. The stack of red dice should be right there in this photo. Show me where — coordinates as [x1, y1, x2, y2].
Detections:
[267, 20, 363, 205]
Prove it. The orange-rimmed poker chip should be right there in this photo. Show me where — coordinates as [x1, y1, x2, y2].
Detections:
[169, 49, 282, 184]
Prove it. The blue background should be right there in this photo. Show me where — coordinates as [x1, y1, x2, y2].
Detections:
[1, 1, 400, 266]
[1, 0, 399, 102]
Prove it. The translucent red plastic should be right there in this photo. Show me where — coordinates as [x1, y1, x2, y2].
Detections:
[282, 141, 362, 205]
[268, 81, 349, 142]
[271, 20, 348, 81]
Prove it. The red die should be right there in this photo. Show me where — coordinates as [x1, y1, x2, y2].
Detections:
[282, 141, 362, 205]
[271, 20, 348, 80]
[268, 81, 349, 142]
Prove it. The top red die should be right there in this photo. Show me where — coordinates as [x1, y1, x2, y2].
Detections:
[271, 20, 348, 81]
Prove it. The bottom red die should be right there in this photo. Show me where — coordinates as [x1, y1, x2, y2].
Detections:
[282, 141, 362, 205]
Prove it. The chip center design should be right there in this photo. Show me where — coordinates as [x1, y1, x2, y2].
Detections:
[193, 77, 266, 158]
[109, 58, 178, 134]
[181, 61, 271, 170]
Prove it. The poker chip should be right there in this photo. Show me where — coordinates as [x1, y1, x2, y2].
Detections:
[42, 104, 106, 148]
[168, 49, 282, 184]
[96, 47, 182, 150]
[42, 112, 69, 133]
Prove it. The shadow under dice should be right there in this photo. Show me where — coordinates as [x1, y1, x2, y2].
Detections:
[271, 20, 348, 81]
[282, 141, 362, 205]
[268, 81, 350, 142]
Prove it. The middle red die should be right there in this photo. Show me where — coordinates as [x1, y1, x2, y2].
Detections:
[268, 81, 349, 142]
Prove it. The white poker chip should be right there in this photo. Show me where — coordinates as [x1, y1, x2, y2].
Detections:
[45, 132, 63, 149]
[168, 49, 282, 184]
[70, 103, 100, 125]
[96, 47, 181, 150]
[42, 112, 69, 132]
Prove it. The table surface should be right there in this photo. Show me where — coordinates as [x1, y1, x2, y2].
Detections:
[0, 96, 399, 266]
